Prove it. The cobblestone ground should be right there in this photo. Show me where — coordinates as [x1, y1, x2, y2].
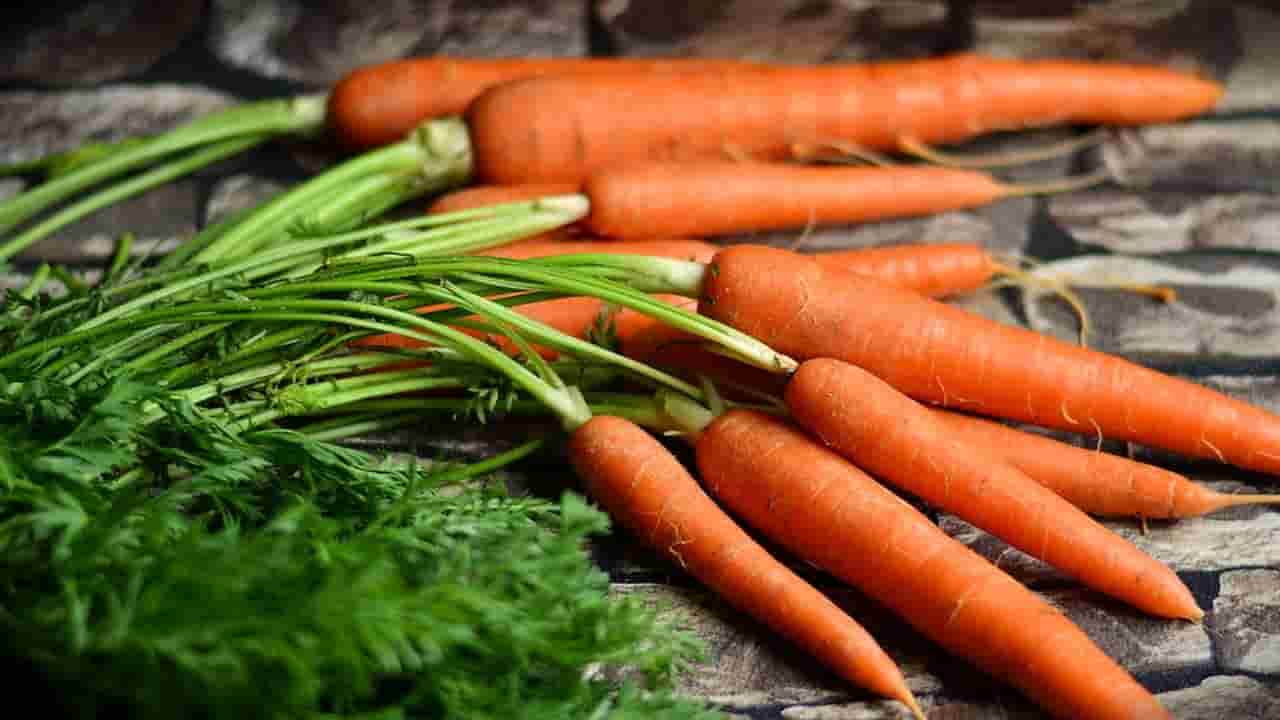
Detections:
[2, 2, 1278, 717]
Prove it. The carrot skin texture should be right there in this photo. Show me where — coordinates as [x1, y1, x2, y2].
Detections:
[931, 410, 1273, 519]
[821, 242, 999, 298]
[698, 245, 1280, 476]
[583, 162, 1009, 238]
[784, 358, 1200, 620]
[468, 54, 1223, 184]
[569, 416, 920, 713]
[695, 409, 1171, 720]
[329, 56, 755, 150]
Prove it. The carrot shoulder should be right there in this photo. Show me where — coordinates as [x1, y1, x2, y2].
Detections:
[583, 162, 1010, 238]
[569, 416, 922, 717]
[698, 245, 1280, 476]
[784, 358, 1200, 620]
[468, 54, 1223, 184]
[328, 55, 756, 149]
[694, 409, 1170, 720]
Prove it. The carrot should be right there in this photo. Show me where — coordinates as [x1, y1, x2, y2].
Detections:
[691, 408, 1171, 720]
[467, 53, 1223, 184]
[568, 415, 923, 718]
[427, 183, 582, 243]
[698, 244, 1280, 477]
[582, 162, 1012, 238]
[329, 56, 757, 150]
[931, 409, 1280, 519]
[783, 358, 1199, 620]
[481, 238, 718, 263]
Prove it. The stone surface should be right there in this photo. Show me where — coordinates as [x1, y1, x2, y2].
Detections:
[203, 174, 288, 227]
[0, 85, 233, 166]
[594, 0, 950, 63]
[208, 0, 586, 88]
[1047, 189, 1280, 254]
[1017, 254, 1280, 359]
[1043, 588, 1213, 675]
[1159, 676, 1280, 719]
[970, 0, 1235, 81]
[14, 181, 198, 264]
[1217, 4, 1280, 110]
[611, 583, 944, 709]
[1213, 569, 1280, 674]
[0, 0, 202, 86]
[1092, 120, 1280, 193]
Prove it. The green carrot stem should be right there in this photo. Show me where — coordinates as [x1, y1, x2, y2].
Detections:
[61, 324, 176, 384]
[192, 117, 474, 265]
[0, 95, 325, 237]
[238, 374, 469, 429]
[105, 232, 134, 283]
[0, 135, 265, 262]
[18, 263, 51, 300]
[174, 353, 413, 407]
[121, 323, 229, 377]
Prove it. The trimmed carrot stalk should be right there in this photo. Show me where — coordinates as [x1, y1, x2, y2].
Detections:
[784, 358, 1200, 621]
[932, 410, 1280, 519]
[569, 416, 923, 718]
[467, 54, 1223, 184]
[583, 162, 1011, 238]
[428, 183, 582, 242]
[329, 56, 757, 150]
[698, 245, 1280, 477]
[482, 238, 718, 263]
[693, 409, 1171, 720]
[427, 183, 583, 214]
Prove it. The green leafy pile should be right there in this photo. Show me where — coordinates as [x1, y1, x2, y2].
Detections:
[0, 377, 715, 719]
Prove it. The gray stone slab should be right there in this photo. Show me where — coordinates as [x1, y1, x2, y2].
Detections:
[593, 0, 949, 63]
[208, 0, 585, 89]
[204, 174, 288, 227]
[1158, 675, 1280, 720]
[1218, 4, 1280, 110]
[1047, 189, 1280, 254]
[1213, 569, 1280, 675]
[610, 583, 944, 710]
[1094, 120, 1280, 193]
[13, 181, 198, 265]
[0, 0, 202, 86]
[1018, 254, 1280, 358]
[0, 178, 22, 203]
[0, 85, 234, 166]
[1107, 509, 1280, 573]
[970, 0, 1234, 81]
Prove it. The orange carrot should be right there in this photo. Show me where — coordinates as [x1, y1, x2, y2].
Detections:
[932, 409, 1280, 519]
[329, 56, 757, 150]
[826, 242, 1000, 298]
[582, 162, 1011, 238]
[692, 408, 1171, 720]
[783, 357, 1199, 620]
[569, 415, 923, 717]
[467, 54, 1222, 184]
[698, 245, 1280, 476]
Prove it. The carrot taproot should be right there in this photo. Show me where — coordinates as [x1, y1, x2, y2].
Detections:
[697, 244, 1280, 477]
[467, 53, 1223, 184]
[783, 357, 1200, 620]
[329, 56, 757, 150]
[692, 408, 1171, 720]
[568, 415, 924, 718]
[582, 162, 1012, 238]
[931, 409, 1280, 519]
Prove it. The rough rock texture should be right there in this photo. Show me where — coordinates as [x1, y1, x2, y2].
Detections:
[207, 0, 586, 88]
[593, 0, 951, 63]
[1213, 570, 1280, 674]
[0, 0, 202, 86]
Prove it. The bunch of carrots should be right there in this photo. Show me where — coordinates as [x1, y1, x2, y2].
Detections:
[5, 50, 1271, 720]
